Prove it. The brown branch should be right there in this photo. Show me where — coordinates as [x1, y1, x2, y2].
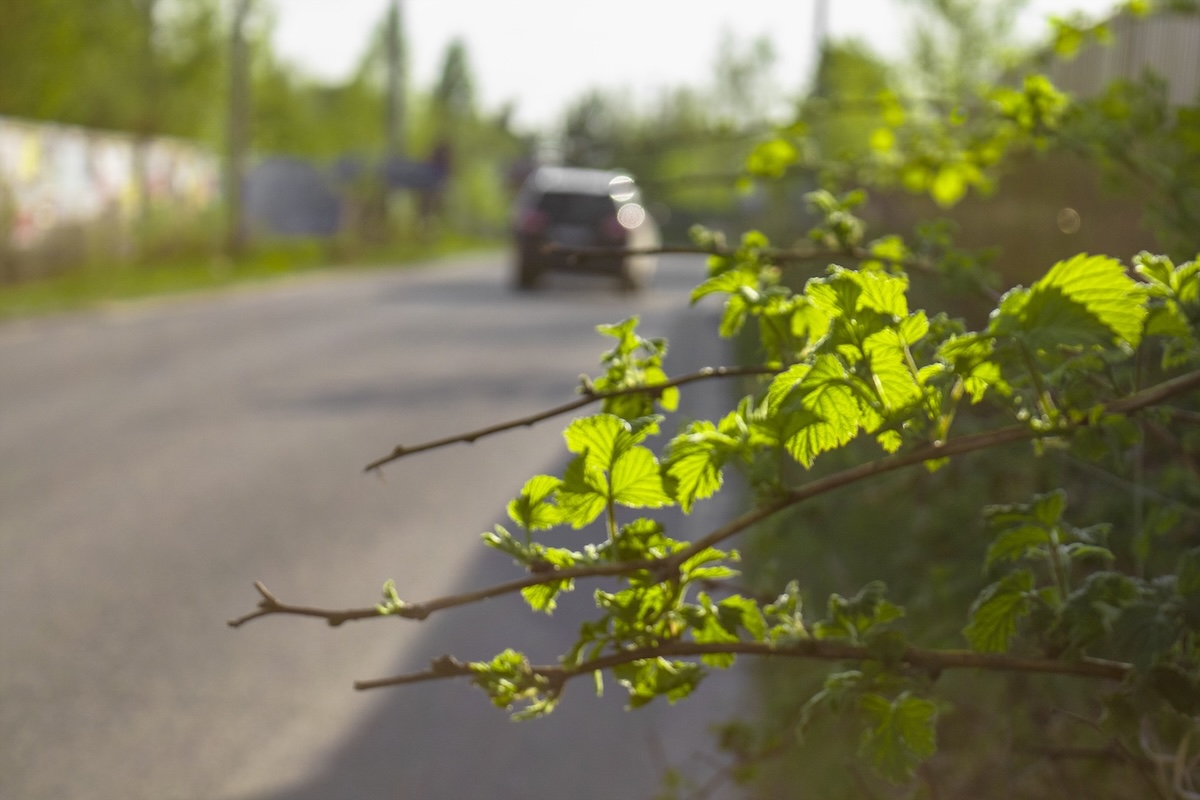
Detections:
[552, 241, 1002, 302]
[353, 639, 1133, 692]
[363, 365, 777, 473]
[551, 242, 893, 267]
[232, 368, 1200, 631]
[227, 582, 383, 628]
[227, 558, 669, 628]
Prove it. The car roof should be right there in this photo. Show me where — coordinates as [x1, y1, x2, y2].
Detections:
[526, 166, 636, 196]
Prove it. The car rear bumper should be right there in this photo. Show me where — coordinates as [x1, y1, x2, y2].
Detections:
[516, 236, 625, 274]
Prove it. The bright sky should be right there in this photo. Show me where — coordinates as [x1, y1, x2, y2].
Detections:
[271, 0, 1123, 130]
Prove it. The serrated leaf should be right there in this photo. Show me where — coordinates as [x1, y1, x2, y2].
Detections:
[863, 328, 922, 412]
[521, 578, 573, 614]
[1111, 602, 1181, 669]
[1061, 543, 1115, 563]
[985, 524, 1052, 570]
[780, 356, 862, 467]
[615, 658, 705, 708]
[597, 317, 642, 356]
[992, 254, 1147, 351]
[964, 570, 1034, 653]
[719, 294, 751, 337]
[691, 269, 758, 304]
[898, 311, 929, 345]
[816, 582, 904, 642]
[1031, 489, 1066, 526]
[720, 595, 767, 641]
[556, 454, 608, 529]
[564, 414, 627, 467]
[507, 475, 564, 531]
[664, 421, 731, 513]
[858, 692, 939, 783]
[855, 269, 910, 319]
[876, 430, 903, 452]
[611, 446, 673, 508]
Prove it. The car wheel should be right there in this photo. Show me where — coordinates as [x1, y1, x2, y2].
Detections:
[514, 257, 542, 291]
[617, 258, 652, 293]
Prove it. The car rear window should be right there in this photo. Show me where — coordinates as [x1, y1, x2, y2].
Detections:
[536, 192, 614, 224]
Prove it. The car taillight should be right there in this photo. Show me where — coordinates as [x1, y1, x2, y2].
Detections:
[518, 209, 549, 234]
[600, 213, 626, 242]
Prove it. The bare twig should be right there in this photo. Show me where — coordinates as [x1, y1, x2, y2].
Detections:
[363, 365, 777, 473]
[228, 558, 666, 628]
[227, 582, 383, 628]
[352, 639, 1133, 692]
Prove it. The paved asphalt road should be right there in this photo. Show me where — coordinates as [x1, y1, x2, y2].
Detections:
[1, 254, 753, 800]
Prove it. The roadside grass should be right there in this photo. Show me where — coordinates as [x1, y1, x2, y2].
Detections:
[0, 233, 503, 321]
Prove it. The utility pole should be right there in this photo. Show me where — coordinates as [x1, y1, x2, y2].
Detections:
[812, 0, 829, 92]
[226, 0, 251, 258]
[385, 0, 405, 159]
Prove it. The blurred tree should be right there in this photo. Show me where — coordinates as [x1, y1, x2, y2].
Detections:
[562, 89, 628, 168]
[432, 38, 475, 125]
[0, 0, 224, 140]
[804, 40, 894, 162]
[901, 0, 1030, 97]
[711, 29, 779, 126]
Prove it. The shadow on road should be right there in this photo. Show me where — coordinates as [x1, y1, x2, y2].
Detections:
[235, 511, 749, 800]
[232, 295, 750, 800]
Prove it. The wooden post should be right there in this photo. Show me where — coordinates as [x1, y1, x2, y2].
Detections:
[226, 0, 251, 258]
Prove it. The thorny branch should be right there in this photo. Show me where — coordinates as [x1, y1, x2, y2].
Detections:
[363, 365, 776, 473]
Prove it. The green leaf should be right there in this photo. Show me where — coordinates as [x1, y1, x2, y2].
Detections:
[746, 137, 799, 179]
[985, 524, 1052, 570]
[564, 414, 628, 468]
[931, 165, 968, 208]
[521, 578, 573, 614]
[663, 420, 741, 513]
[719, 594, 767, 642]
[779, 356, 862, 467]
[612, 518, 680, 561]
[964, 570, 1034, 653]
[597, 317, 642, 357]
[691, 269, 758, 305]
[992, 254, 1147, 351]
[690, 594, 741, 667]
[815, 582, 904, 642]
[1031, 489, 1067, 526]
[858, 692, 939, 783]
[679, 547, 738, 583]
[507, 475, 564, 531]
[611, 446, 673, 508]
[862, 328, 922, 412]
[1055, 571, 1139, 651]
[855, 269, 910, 318]
[614, 658, 705, 708]
[556, 455, 609, 529]
[898, 311, 929, 345]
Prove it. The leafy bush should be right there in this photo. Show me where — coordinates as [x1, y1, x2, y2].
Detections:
[232, 3, 1200, 796]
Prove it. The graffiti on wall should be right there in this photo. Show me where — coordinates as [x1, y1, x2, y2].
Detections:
[0, 115, 219, 249]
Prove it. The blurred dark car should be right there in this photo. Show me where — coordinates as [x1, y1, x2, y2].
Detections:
[511, 166, 659, 291]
